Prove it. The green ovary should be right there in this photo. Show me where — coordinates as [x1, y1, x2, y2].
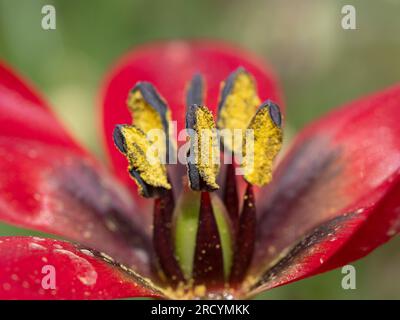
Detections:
[173, 190, 233, 281]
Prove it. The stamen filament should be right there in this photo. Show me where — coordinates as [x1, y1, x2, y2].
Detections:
[222, 162, 239, 232]
[153, 189, 185, 285]
[192, 192, 225, 287]
[229, 184, 256, 284]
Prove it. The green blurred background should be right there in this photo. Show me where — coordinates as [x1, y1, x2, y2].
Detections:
[0, 0, 399, 299]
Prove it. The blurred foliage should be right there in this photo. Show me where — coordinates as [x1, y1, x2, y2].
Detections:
[0, 0, 399, 299]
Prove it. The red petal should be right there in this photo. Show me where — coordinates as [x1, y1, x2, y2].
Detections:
[251, 84, 400, 288]
[319, 171, 400, 272]
[101, 40, 283, 193]
[0, 237, 161, 299]
[249, 175, 400, 294]
[248, 209, 366, 294]
[0, 62, 82, 151]
[0, 62, 153, 275]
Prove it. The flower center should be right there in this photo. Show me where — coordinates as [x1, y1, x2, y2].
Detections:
[112, 67, 283, 295]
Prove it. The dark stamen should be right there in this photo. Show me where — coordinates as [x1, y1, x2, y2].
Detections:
[229, 184, 256, 285]
[153, 189, 185, 285]
[193, 192, 225, 287]
[222, 163, 239, 232]
[186, 73, 205, 107]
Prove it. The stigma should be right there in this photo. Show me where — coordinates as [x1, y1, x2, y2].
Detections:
[112, 67, 283, 294]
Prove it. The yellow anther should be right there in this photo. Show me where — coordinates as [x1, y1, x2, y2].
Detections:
[113, 125, 171, 197]
[186, 104, 220, 191]
[127, 82, 172, 158]
[217, 67, 261, 154]
[242, 101, 283, 186]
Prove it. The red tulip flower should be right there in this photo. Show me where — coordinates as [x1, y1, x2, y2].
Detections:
[0, 41, 399, 300]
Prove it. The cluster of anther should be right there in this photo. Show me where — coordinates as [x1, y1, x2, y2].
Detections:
[113, 67, 283, 294]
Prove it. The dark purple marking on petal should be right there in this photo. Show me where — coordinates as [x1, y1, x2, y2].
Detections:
[230, 184, 256, 285]
[253, 135, 342, 271]
[153, 189, 185, 285]
[60, 161, 152, 252]
[54, 160, 153, 275]
[192, 192, 225, 287]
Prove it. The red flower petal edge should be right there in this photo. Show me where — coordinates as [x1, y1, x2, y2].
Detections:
[250, 84, 400, 292]
[249, 172, 400, 295]
[249, 208, 367, 295]
[100, 40, 284, 195]
[0, 62, 83, 151]
[0, 237, 161, 300]
[0, 62, 153, 275]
